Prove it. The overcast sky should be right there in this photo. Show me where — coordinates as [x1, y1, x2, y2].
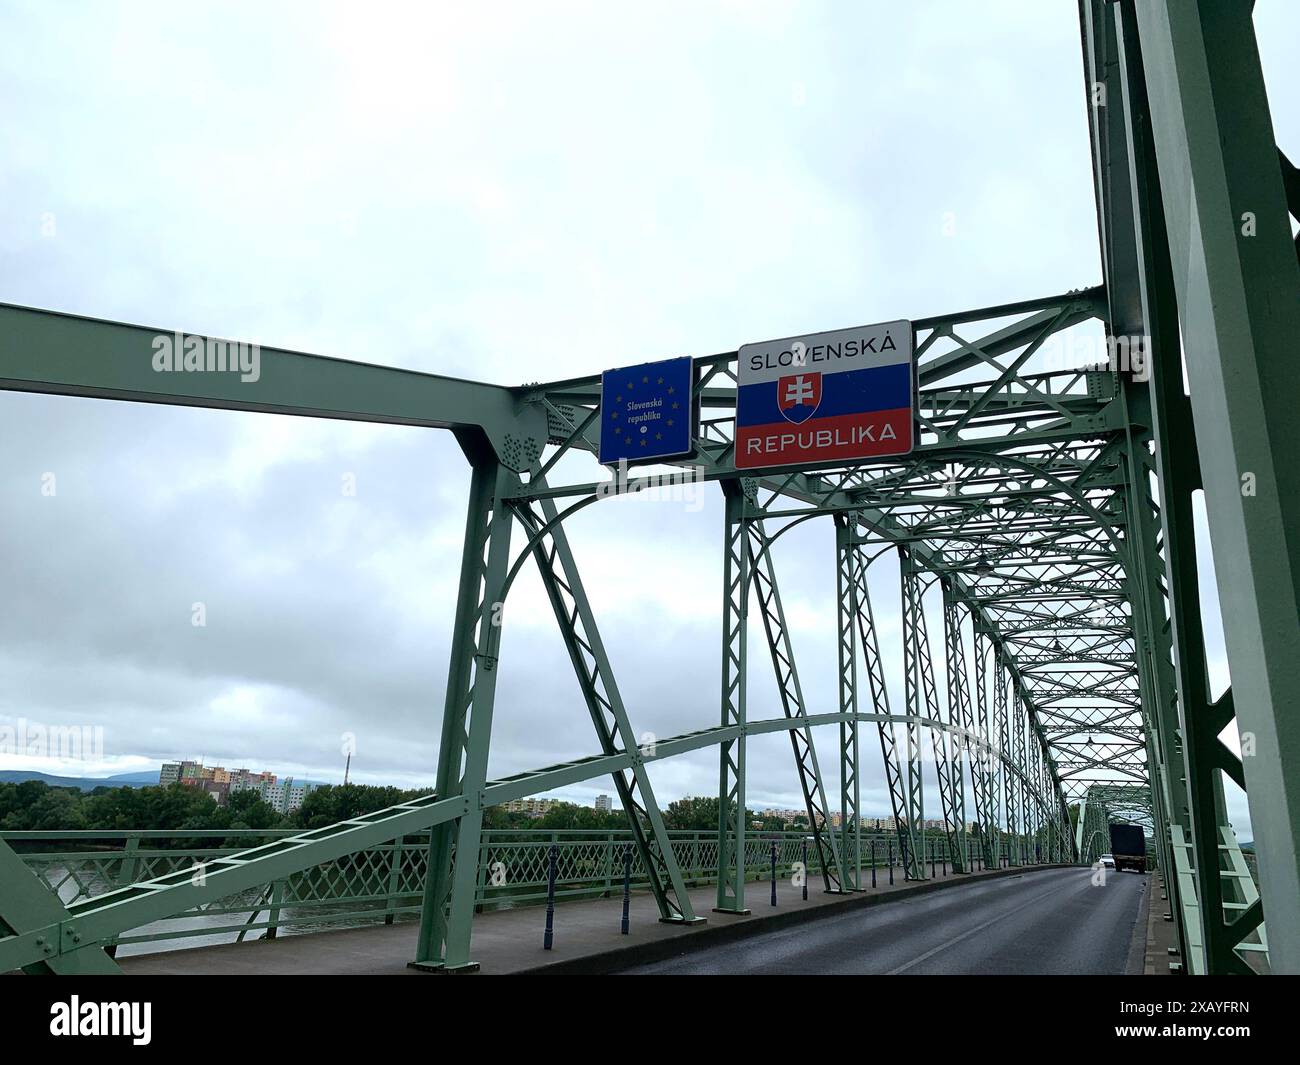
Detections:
[2, 1, 1295, 834]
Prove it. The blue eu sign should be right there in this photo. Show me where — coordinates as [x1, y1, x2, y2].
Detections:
[599, 355, 696, 465]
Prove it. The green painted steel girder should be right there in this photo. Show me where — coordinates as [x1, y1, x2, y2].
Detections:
[0, 302, 547, 467]
[1131, 0, 1300, 975]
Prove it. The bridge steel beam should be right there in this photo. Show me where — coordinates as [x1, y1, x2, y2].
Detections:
[1129, 0, 1300, 976]
[0, 840, 120, 974]
[412, 458, 516, 972]
[902, 552, 949, 872]
[1080, 0, 1294, 973]
[834, 517, 863, 889]
[944, 588, 981, 872]
[973, 628, 1001, 867]
[714, 484, 751, 914]
[0, 303, 547, 466]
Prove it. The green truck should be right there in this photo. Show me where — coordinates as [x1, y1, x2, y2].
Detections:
[1108, 823, 1147, 874]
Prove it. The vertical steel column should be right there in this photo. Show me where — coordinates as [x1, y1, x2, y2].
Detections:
[973, 628, 1000, 867]
[993, 652, 1009, 864]
[835, 517, 862, 890]
[899, 549, 937, 875]
[1083, 0, 1196, 955]
[715, 484, 750, 914]
[1015, 698, 1030, 865]
[1036, 752, 1048, 862]
[1037, 757, 1050, 862]
[1002, 667, 1020, 866]
[1132, 0, 1300, 974]
[849, 535, 924, 879]
[413, 458, 515, 972]
[942, 586, 977, 872]
[1029, 719, 1041, 861]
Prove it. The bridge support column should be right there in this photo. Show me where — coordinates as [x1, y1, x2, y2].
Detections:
[973, 628, 1000, 869]
[1133, 0, 1300, 976]
[848, 528, 923, 880]
[714, 483, 750, 914]
[901, 552, 944, 876]
[413, 457, 515, 973]
[835, 517, 862, 890]
[942, 585, 976, 872]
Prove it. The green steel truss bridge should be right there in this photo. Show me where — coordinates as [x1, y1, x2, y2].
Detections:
[1, 0, 1296, 976]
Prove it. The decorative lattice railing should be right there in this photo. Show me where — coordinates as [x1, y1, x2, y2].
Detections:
[4, 828, 1017, 953]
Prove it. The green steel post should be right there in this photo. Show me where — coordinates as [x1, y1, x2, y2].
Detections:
[264, 879, 284, 940]
[385, 838, 404, 925]
[942, 586, 978, 872]
[715, 484, 750, 914]
[835, 516, 862, 890]
[413, 458, 516, 972]
[1132, 0, 1300, 974]
[1003, 669, 1020, 867]
[973, 629, 1000, 867]
[899, 551, 934, 876]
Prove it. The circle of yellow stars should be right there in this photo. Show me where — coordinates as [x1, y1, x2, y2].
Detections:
[613, 372, 679, 447]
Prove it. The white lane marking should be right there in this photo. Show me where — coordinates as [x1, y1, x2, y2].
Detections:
[885, 873, 1086, 974]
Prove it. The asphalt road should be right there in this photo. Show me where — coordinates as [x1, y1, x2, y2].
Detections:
[621, 867, 1148, 975]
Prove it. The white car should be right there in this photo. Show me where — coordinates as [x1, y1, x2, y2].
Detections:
[1099, 854, 1116, 869]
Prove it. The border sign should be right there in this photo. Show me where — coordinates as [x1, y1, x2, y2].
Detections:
[599, 355, 696, 465]
[734, 320, 913, 470]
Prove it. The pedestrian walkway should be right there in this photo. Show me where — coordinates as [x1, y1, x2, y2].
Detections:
[118, 862, 1064, 975]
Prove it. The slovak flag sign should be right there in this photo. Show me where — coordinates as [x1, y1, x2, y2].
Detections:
[735, 319, 914, 470]
[777, 372, 821, 423]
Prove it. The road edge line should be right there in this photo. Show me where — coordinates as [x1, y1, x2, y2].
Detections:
[514, 863, 1073, 975]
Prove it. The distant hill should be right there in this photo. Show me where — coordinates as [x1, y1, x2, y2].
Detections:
[105, 770, 162, 785]
[0, 769, 159, 791]
[1, 768, 336, 791]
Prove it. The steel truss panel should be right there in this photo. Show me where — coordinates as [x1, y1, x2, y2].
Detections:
[846, 533, 925, 879]
[902, 553, 960, 869]
[747, 521, 847, 892]
[513, 495, 698, 924]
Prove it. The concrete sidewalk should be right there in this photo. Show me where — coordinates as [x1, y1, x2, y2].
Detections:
[118, 861, 1067, 975]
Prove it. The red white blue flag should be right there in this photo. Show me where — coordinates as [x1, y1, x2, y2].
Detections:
[735, 320, 913, 470]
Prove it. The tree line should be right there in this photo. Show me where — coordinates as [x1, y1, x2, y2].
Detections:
[0, 779, 805, 837]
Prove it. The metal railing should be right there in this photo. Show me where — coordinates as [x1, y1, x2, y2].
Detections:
[4, 828, 1051, 954]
